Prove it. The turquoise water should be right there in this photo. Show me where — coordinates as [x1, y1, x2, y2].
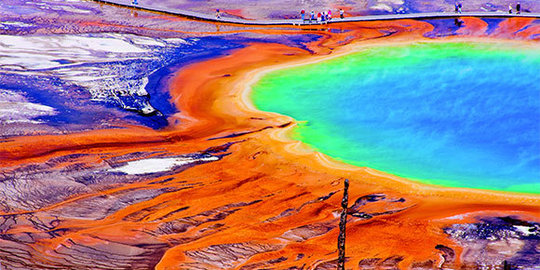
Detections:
[251, 42, 540, 193]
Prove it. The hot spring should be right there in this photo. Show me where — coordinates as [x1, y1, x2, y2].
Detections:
[251, 42, 540, 193]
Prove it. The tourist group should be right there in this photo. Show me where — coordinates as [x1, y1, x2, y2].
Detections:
[300, 8, 345, 24]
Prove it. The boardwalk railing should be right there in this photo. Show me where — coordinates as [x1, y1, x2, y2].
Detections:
[92, 0, 540, 25]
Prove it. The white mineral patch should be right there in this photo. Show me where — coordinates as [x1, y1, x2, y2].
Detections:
[135, 77, 149, 96]
[0, 34, 187, 70]
[0, 21, 34, 27]
[442, 214, 466, 220]
[0, 89, 57, 123]
[60, 36, 148, 53]
[165, 38, 191, 45]
[60, 68, 118, 82]
[383, 0, 404, 4]
[514, 225, 536, 236]
[371, 3, 393, 12]
[109, 156, 219, 175]
[0, 34, 146, 53]
[3, 119, 44, 124]
[0, 34, 148, 69]
[370, 0, 404, 12]
[130, 36, 167, 47]
[139, 103, 156, 115]
[0, 52, 60, 70]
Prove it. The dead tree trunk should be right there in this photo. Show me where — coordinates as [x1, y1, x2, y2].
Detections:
[337, 179, 349, 270]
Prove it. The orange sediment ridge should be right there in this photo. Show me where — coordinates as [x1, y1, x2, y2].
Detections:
[1, 19, 539, 269]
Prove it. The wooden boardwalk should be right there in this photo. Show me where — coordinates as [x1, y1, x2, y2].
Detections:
[93, 0, 540, 25]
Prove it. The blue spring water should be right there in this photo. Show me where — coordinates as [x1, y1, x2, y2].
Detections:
[252, 42, 540, 193]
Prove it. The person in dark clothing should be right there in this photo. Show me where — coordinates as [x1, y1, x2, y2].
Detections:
[340, 8, 344, 19]
[517, 2, 521, 14]
[455, 2, 459, 13]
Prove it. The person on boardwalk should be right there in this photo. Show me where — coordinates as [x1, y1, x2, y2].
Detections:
[328, 9, 332, 20]
[517, 2, 521, 14]
[454, 2, 459, 13]
[458, 3, 462, 13]
[215, 9, 220, 19]
[310, 10, 315, 23]
[509, 4, 512, 13]
[317, 12, 321, 23]
[340, 8, 344, 19]
[301, 9, 305, 21]
[326, 11, 330, 22]
[132, 0, 138, 5]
